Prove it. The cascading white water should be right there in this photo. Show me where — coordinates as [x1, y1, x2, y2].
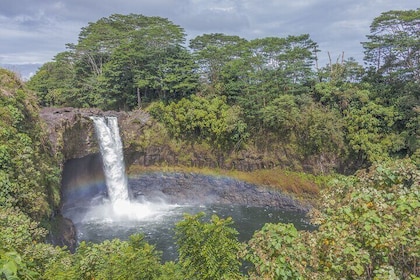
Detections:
[90, 116, 129, 203]
[89, 116, 171, 220]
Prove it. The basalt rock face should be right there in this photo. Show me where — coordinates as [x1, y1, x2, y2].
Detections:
[39, 107, 292, 172]
[40, 107, 150, 164]
[48, 215, 77, 253]
[130, 172, 310, 213]
[40, 107, 103, 161]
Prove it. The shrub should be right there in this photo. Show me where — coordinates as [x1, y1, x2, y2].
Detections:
[243, 159, 419, 279]
[175, 212, 243, 279]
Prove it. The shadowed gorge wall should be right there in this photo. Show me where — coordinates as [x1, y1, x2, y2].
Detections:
[61, 154, 106, 209]
[53, 153, 106, 251]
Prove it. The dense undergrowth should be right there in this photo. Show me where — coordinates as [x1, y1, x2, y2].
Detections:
[0, 69, 61, 220]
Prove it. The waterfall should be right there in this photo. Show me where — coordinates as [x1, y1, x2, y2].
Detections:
[90, 116, 129, 203]
[87, 115, 171, 221]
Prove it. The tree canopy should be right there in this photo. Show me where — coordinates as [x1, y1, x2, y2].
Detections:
[27, 10, 420, 171]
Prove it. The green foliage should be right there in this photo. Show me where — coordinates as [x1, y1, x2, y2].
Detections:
[313, 79, 411, 169]
[242, 223, 307, 279]
[148, 95, 248, 151]
[313, 159, 420, 279]
[317, 57, 365, 84]
[29, 14, 198, 110]
[344, 101, 403, 164]
[230, 34, 319, 128]
[26, 53, 76, 107]
[313, 81, 370, 112]
[156, 262, 184, 280]
[0, 207, 47, 253]
[22, 243, 74, 279]
[243, 159, 419, 279]
[0, 69, 60, 220]
[257, 95, 345, 172]
[0, 69, 62, 278]
[363, 9, 420, 84]
[243, 34, 317, 96]
[260, 94, 300, 139]
[294, 103, 345, 161]
[362, 9, 420, 164]
[189, 33, 248, 94]
[0, 251, 38, 280]
[175, 212, 242, 280]
[43, 234, 162, 280]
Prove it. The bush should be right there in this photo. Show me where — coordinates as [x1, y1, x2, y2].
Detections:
[175, 212, 243, 279]
[243, 159, 419, 279]
[148, 96, 248, 151]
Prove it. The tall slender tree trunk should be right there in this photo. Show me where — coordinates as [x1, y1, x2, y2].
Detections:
[137, 87, 141, 108]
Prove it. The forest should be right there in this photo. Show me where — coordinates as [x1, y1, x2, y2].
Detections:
[0, 8, 419, 279]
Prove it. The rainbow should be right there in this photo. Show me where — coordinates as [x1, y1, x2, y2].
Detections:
[61, 154, 107, 207]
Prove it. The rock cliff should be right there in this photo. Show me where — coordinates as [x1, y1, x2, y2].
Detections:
[39, 107, 150, 164]
[39, 107, 306, 173]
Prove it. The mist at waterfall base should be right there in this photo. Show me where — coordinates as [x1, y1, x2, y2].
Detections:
[62, 116, 313, 261]
[64, 185, 312, 261]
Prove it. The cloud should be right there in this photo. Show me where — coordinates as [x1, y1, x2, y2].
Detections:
[0, 0, 418, 66]
[180, 10, 249, 34]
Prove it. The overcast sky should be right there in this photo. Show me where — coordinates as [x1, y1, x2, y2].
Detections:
[0, 0, 418, 68]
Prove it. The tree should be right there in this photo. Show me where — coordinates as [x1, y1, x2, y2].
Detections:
[189, 33, 248, 94]
[29, 14, 196, 110]
[0, 69, 60, 220]
[260, 94, 301, 141]
[363, 9, 420, 84]
[241, 223, 307, 279]
[295, 103, 345, 170]
[0, 69, 63, 278]
[93, 15, 199, 110]
[344, 101, 403, 167]
[26, 52, 76, 106]
[0, 250, 38, 279]
[312, 159, 420, 279]
[316, 56, 365, 84]
[42, 235, 163, 279]
[362, 9, 419, 153]
[247, 34, 318, 96]
[233, 35, 319, 138]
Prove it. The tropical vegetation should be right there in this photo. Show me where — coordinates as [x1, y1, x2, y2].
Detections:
[0, 8, 418, 279]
